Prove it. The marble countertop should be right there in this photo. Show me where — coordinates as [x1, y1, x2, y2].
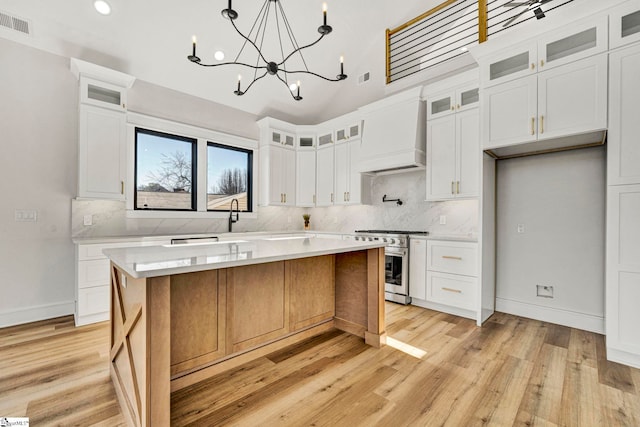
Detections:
[73, 231, 304, 245]
[410, 233, 478, 242]
[103, 236, 385, 279]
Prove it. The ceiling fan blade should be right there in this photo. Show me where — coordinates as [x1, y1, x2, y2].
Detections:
[502, 7, 531, 27]
[540, 0, 554, 4]
[504, 2, 531, 7]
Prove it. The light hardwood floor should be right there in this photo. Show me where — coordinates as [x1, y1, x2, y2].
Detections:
[1, 304, 639, 426]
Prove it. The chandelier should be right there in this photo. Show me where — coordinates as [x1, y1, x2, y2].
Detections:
[188, 0, 348, 101]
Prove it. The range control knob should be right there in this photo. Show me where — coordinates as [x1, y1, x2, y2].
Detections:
[388, 238, 396, 245]
[382, 237, 388, 243]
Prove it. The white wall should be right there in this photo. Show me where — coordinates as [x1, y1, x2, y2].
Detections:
[495, 146, 606, 332]
[0, 38, 78, 326]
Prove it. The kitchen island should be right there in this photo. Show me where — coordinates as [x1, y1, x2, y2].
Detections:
[103, 236, 387, 427]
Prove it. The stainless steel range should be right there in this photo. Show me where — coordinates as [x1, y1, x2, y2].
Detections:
[354, 230, 428, 305]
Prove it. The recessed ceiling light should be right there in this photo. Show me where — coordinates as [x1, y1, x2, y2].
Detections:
[94, 0, 111, 15]
[214, 50, 225, 61]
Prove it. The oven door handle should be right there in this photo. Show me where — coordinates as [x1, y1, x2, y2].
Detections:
[386, 249, 407, 257]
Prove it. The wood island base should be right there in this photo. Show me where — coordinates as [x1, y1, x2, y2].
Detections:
[109, 248, 386, 427]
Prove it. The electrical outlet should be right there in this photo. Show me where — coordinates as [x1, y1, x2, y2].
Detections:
[439, 215, 447, 225]
[536, 285, 553, 298]
[517, 224, 525, 233]
[83, 214, 93, 226]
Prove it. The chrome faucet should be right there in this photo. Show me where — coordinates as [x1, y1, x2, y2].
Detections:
[229, 198, 239, 232]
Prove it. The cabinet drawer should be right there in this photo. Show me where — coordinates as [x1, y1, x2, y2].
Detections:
[78, 259, 111, 289]
[78, 286, 110, 316]
[427, 240, 478, 276]
[427, 271, 476, 311]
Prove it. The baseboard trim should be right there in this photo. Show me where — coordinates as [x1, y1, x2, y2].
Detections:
[410, 298, 476, 321]
[495, 298, 604, 334]
[0, 301, 75, 328]
[606, 347, 640, 369]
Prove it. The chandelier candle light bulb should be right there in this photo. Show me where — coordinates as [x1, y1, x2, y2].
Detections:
[323, 3, 327, 26]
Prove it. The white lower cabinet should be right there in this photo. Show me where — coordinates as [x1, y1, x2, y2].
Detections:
[411, 239, 478, 320]
[606, 184, 640, 368]
[426, 271, 476, 311]
[409, 238, 427, 301]
[75, 239, 170, 326]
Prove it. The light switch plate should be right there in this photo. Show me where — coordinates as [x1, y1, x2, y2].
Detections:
[439, 215, 446, 225]
[517, 224, 525, 233]
[83, 214, 93, 226]
[15, 209, 37, 222]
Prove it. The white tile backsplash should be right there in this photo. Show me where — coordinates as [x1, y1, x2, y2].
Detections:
[72, 171, 478, 238]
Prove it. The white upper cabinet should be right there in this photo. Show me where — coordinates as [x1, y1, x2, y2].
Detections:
[610, 0, 640, 49]
[537, 54, 608, 140]
[267, 145, 296, 206]
[334, 139, 363, 205]
[270, 129, 295, 147]
[315, 145, 335, 207]
[296, 150, 316, 207]
[537, 15, 608, 71]
[482, 53, 607, 150]
[427, 109, 479, 201]
[72, 59, 135, 200]
[80, 77, 128, 112]
[335, 122, 361, 143]
[317, 130, 334, 147]
[426, 70, 480, 201]
[297, 134, 316, 149]
[78, 104, 127, 200]
[609, 42, 640, 185]
[481, 14, 607, 88]
[426, 83, 480, 120]
[482, 43, 538, 88]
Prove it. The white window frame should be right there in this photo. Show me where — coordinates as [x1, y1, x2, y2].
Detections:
[126, 112, 259, 219]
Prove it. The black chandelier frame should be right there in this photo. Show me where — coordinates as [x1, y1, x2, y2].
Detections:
[188, 0, 347, 101]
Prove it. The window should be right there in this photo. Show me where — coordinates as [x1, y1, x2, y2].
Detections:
[207, 142, 253, 212]
[135, 128, 197, 210]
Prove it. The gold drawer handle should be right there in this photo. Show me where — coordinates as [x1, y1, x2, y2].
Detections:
[442, 287, 462, 294]
[531, 117, 535, 135]
[442, 255, 462, 260]
[540, 115, 544, 134]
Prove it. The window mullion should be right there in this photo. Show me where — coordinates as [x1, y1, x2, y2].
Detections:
[197, 138, 208, 212]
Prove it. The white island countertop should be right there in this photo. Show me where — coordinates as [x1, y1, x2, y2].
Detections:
[103, 236, 386, 279]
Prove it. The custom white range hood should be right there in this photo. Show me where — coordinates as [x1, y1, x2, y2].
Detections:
[358, 87, 426, 175]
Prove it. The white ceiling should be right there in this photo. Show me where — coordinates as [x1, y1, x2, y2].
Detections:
[0, 0, 445, 123]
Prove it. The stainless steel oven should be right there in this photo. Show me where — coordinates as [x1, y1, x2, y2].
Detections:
[354, 230, 428, 305]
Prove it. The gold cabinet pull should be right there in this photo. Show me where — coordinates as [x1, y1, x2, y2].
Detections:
[121, 181, 124, 195]
[451, 181, 455, 195]
[442, 255, 462, 260]
[347, 191, 350, 201]
[450, 106, 454, 111]
[531, 63, 535, 70]
[331, 193, 334, 203]
[456, 181, 460, 194]
[531, 117, 535, 135]
[540, 59, 545, 67]
[540, 115, 544, 134]
[442, 287, 462, 294]
[344, 192, 347, 202]
[284, 193, 287, 203]
[457, 104, 460, 110]
[280, 193, 283, 203]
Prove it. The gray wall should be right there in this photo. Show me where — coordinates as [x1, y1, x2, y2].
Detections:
[496, 146, 606, 320]
[0, 38, 78, 325]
